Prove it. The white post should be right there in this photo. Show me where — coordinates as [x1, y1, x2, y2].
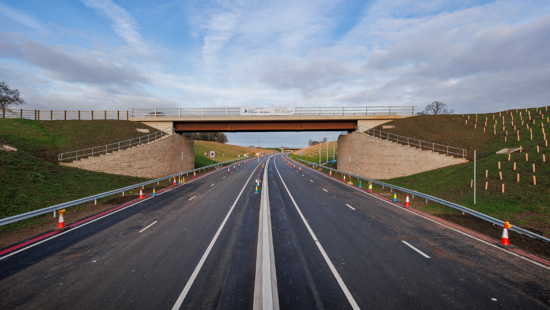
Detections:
[474, 150, 476, 204]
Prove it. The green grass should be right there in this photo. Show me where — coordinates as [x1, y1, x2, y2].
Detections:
[0, 119, 159, 232]
[368, 108, 550, 233]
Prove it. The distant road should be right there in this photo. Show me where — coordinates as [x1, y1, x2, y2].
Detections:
[1, 154, 549, 309]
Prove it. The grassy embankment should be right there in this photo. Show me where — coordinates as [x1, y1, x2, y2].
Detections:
[291, 108, 550, 235]
[292, 141, 337, 164]
[194, 140, 275, 168]
[0, 119, 163, 232]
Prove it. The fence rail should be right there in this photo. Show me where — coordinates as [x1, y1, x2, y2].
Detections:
[0, 156, 255, 227]
[58, 128, 174, 163]
[291, 156, 549, 244]
[131, 106, 416, 118]
[1, 108, 130, 121]
[359, 126, 467, 158]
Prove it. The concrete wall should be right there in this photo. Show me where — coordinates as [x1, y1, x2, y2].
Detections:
[356, 119, 391, 130]
[337, 132, 467, 180]
[140, 121, 174, 134]
[62, 134, 194, 179]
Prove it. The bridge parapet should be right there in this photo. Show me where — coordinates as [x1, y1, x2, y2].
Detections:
[130, 106, 416, 119]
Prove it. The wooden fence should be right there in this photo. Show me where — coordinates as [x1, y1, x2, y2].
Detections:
[1, 108, 130, 121]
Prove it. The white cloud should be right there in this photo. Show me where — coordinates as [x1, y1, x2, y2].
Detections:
[0, 1, 43, 32]
[80, 0, 150, 56]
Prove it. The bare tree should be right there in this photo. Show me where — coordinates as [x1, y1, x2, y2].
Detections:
[0, 82, 26, 109]
[420, 101, 454, 115]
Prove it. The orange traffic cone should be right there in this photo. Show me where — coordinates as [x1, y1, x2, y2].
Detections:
[228, 167, 230, 173]
[343, 175, 346, 182]
[405, 194, 410, 207]
[330, 170, 332, 177]
[173, 177, 176, 185]
[234, 166, 236, 170]
[194, 171, 196, 178]
[293, 164, 295, 169]
[139, 188, 144, 199]
[497, 222, 515, 248]
[299, 167, 301, 172]
[55, 209, 67, 230]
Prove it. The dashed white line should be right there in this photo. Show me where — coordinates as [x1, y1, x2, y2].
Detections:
[210, 183, 215, 187]
[346, 204, 356, 210]
[274, 159, 360, 310]
[310, 180, 314, 182]
[223, 177, 226, 179]
[139, 221, 158, 233]
[401, 241, 430, 258]
[189, 196, 196, 201]
[322, 188, 328, 192]
[302, 174, 305, 176]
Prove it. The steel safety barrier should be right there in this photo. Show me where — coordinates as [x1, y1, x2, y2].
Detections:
[0, 156, 254, 227]
[290, 156, 549, 243]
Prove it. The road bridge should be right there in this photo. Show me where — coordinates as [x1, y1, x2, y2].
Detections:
[130, 106, 415, 132]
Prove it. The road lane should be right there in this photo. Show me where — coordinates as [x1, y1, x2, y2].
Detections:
[277, 155, 550, 309]
[0, 158, 265, 310]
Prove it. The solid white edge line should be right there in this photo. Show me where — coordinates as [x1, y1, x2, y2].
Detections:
[0, 159, 246, 261]
[286, 156, 550, 271]
[402, 240, 430, 258]
[274, 156, 361, 310]
[346, 204, 356, 211]
[139, 221, 158, 233]
[189, 196, 196, 200]
[171, 159, 266, 310]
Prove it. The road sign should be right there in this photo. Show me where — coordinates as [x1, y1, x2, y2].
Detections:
[210, 151, 215, 157]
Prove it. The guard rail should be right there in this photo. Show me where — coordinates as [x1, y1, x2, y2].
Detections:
[0, 156, 251, 227]
[289, 156, 549, 243]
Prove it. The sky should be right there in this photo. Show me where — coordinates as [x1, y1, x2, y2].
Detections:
[1, 0, 549, 147]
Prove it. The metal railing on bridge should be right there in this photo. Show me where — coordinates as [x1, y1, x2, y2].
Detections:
[1, 108, 130, 121]
[58, 128, 174, 163]
[358, 126, 467, 158]
[130, 106, 416, 118]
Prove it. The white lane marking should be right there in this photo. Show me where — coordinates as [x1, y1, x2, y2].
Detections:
[402, 241, 430, 258]
[310, 180, 313, 182]
[171, 163, 261, 310]
[0, 159, 245, 261]
[294, 160, 550, 271]
[223, 177, 226, 179]
[346, 204, 356, 211]
[302, 174, 305, 176]
[210, 183, 215, 187]
[323, 188, 328, 192]
[274, 158, 360, 310]
[189, 196, 196, 201]
[139, 221, 158, 233]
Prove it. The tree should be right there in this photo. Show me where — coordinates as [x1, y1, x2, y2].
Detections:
[419, 101, 454, 115]
[0, 82, 26, 109]
[189, 132, 228, 143]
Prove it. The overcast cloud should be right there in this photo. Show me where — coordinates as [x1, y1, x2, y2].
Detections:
[0, 0, 549, 145]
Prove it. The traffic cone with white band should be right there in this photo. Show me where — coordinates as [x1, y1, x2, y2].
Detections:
[139, 188, 144, 199]
[330, 170, 332, 177]
[173, 177, 176, 185]
[497, 222, 515, 248]
[369, 182, 373, 193]
[405, 194, 410, 207]
[55, 209, 67, 231]
[299, 167, 301, 172]
[228, 167, 230, 173]
[194, 171, 196, 178]
[343, 175, 346, 182]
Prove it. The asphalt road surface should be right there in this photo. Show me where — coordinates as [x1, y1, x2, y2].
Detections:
[1, 154, 549, 309]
